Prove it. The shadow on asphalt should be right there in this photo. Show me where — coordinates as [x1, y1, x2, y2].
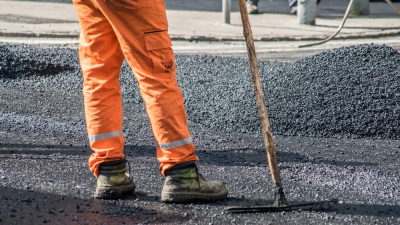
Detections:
[334, 202, 400, 217]
[0, 186, 189, 224]
[194, 148, 379, 167]
[0, 143, 91, 156]
[0, 143, 378, 168]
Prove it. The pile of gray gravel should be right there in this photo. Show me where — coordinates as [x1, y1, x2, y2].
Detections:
[0, 43, 399, 140]
[176, 44, 400, 140]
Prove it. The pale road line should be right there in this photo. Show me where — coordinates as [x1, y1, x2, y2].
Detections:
[1, 36, 399, 54]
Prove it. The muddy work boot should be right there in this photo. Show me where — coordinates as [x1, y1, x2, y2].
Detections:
[161, 161, 228, 203]
[94, 158, 136, 199]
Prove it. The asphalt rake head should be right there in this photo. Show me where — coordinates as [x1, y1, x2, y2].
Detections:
[225, 199, 339, 213]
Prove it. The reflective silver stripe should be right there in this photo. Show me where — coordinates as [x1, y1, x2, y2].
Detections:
[157, 137, 193, 149]
[88, 130, 123, 142]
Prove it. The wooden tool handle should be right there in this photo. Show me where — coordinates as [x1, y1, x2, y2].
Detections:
[385, 0, 400, 15]
[238, 0, 287, 206]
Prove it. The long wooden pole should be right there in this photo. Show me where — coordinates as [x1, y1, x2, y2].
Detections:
[237, 0, 287, 206]
[385, 0, 400, 15]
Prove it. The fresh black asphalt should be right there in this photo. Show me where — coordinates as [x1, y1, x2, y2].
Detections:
[0, 43, 399, 224]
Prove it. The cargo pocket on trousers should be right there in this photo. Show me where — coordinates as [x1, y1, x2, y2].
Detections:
[144, 31, 175, 77]
[106, 0, 139, 12]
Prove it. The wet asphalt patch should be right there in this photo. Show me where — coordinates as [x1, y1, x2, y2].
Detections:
[0, 43, 399, 224]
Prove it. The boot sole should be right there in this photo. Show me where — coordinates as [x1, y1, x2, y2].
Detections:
[161, 188, 228, 203]
[94, 184, 136, 199]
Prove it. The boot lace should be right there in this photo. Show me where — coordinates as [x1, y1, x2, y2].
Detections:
[126, 158, 131, 175]
[119, 158, 132, 186]
[194, 164, 202, 189]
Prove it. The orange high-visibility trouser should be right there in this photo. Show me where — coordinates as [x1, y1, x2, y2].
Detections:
[72, 0, 198, 177]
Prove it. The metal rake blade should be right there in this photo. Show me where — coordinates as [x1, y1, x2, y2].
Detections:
[226, 199, 339, 213]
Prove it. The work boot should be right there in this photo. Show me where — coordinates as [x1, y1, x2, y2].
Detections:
[161, 161, 228, 203]
[247, 3, 259, 14]
[94, 158, 136, 199]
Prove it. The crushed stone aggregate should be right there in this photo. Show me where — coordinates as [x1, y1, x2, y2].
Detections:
[1, 43, 399, 141]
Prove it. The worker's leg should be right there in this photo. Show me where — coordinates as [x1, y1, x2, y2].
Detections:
[73, 0, 136, 199]
[80, 0, 227, 202]
[91, 0, 198, 176]
[73, 0, 126, 178]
